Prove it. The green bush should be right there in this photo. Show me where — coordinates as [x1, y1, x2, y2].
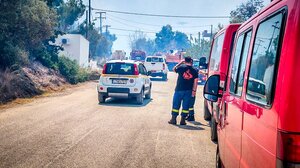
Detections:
[77, 68, 89, 83]
[58, 56, 89, 84]
[0, 42, 27, 69]
[58, 56, 79, 84]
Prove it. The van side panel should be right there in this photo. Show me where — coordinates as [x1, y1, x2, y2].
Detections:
[278, 0, 300, 132]
[240, 1, 291, 167]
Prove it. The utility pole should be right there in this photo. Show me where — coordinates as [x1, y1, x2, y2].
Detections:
[96, 12, 106, 35]
[85, 10, 88, 38]
[88, 0, 91, 26]
[198, 32, 201, 46]
[267, 21, 280, 52]
[210, 25, 213, 44]
[103, 25, 111, 35]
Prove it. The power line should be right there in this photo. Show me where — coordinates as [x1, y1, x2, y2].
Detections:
[107, 17, 157, 32]
[107, 14, 212, 28]
[92, 8, 230, 19]
[109, 27, 157, 34]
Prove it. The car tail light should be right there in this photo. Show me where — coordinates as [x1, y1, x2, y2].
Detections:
[102, 64, 107, 74]
[100, 87, 104, 90]
[133, 64, 139, 75]
[163, 64, 165, 70]
[277, 130, 300, 166]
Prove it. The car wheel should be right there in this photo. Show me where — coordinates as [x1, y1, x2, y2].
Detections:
[136, 89, 144, 105]
[145, 87, 151, 99]
[211, 114, 218, 142]
[98, 93, 106, 104]
[216, 146, 222, 168]
[204, 100, 211, 121]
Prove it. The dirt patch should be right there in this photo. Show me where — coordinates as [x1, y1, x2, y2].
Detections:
[22, 62, 67, 92]
[0, 62, 67, 104]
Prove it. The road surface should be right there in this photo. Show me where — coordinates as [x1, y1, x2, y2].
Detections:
[0, 72, 216, 168]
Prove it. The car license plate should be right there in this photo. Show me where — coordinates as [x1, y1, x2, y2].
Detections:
[112, 79, 127, 84]
[151, 70, 156, 73]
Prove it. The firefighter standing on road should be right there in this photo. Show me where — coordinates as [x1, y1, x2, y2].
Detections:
[168, 56, 199, 125]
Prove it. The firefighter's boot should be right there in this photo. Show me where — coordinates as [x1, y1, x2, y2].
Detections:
[180, 116, 187, 125]
[168, 115, 177, 125]
[187, 114, 195, 121]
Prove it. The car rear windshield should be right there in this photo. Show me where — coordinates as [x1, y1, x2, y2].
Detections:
[146, 57, 164, 62]
[105, 63, 135, 75]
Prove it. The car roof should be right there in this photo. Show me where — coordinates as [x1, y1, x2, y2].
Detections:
[106, 60, 138, 64]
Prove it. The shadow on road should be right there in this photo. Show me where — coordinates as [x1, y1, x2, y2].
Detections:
[188, 121, 210, 127]
[150, 78, 167, 82]
[99, 98, 153, 107]
[176, 125, 204, 131]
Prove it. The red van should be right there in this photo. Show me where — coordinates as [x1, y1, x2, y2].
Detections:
[204, 24, 241, 141]
[203, 0, 300, 167]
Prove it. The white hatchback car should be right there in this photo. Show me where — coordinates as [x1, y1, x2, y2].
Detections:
[97, 60, 152, 104]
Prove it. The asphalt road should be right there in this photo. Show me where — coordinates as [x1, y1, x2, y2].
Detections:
[0, 72, 216, 168]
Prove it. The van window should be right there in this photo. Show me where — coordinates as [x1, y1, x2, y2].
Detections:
[146, 57, 163, 62]
[246, 12, 284, 105]
[236, 31, 252, 95]
[230, 34, 244, 94]
[209, 33, 225, 71]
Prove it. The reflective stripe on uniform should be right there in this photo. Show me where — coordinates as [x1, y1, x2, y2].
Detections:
[182, 110, 189, 113]
[189, 108, 194, 111]
[172, 109, 179, 113]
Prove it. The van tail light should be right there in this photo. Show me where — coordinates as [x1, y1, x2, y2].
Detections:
[133, 64, 139, 75]
[163, 64, 165, 70]
[277, 130, 300, 167]
[102, 64, 107, 74]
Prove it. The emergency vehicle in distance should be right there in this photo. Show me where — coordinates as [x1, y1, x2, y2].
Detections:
[130, 50, 146, 62]
[112, 50, 126, 60]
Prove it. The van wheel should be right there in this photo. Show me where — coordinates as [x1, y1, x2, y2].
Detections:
[204, 100, 211, 121]
[136, 89, 144, 105]
[211, 115, 218, 142]
[98, 93, 106, 104]
[145, 87, 151, 99]
[216, 146, 222, 168]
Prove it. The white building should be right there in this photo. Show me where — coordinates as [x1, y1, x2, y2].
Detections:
[55, 34, 89, 68]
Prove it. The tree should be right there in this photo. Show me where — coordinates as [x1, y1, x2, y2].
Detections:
[129, 31, 146, 50]
[155, 25, 175, 52]
[230, 0, 264, 23]
[98, 31, 117, 57]
[186, 39, 211, 59]
[0, 0, 57, 69]
[57, 0, 85, 32]
[129, 31, 156, 55]
[155, 25, 191, 52]
[174, 31, 191, 50]
[75, 23, 117, 58]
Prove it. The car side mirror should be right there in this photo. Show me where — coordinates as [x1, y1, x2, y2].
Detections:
[147, 71, 152, 76]
[203, 75, 221, 102]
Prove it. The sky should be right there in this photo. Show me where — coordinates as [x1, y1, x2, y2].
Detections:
[83, 0, 270, 55]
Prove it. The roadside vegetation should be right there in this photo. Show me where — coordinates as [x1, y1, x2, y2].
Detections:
[0, 0, 104, 104]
